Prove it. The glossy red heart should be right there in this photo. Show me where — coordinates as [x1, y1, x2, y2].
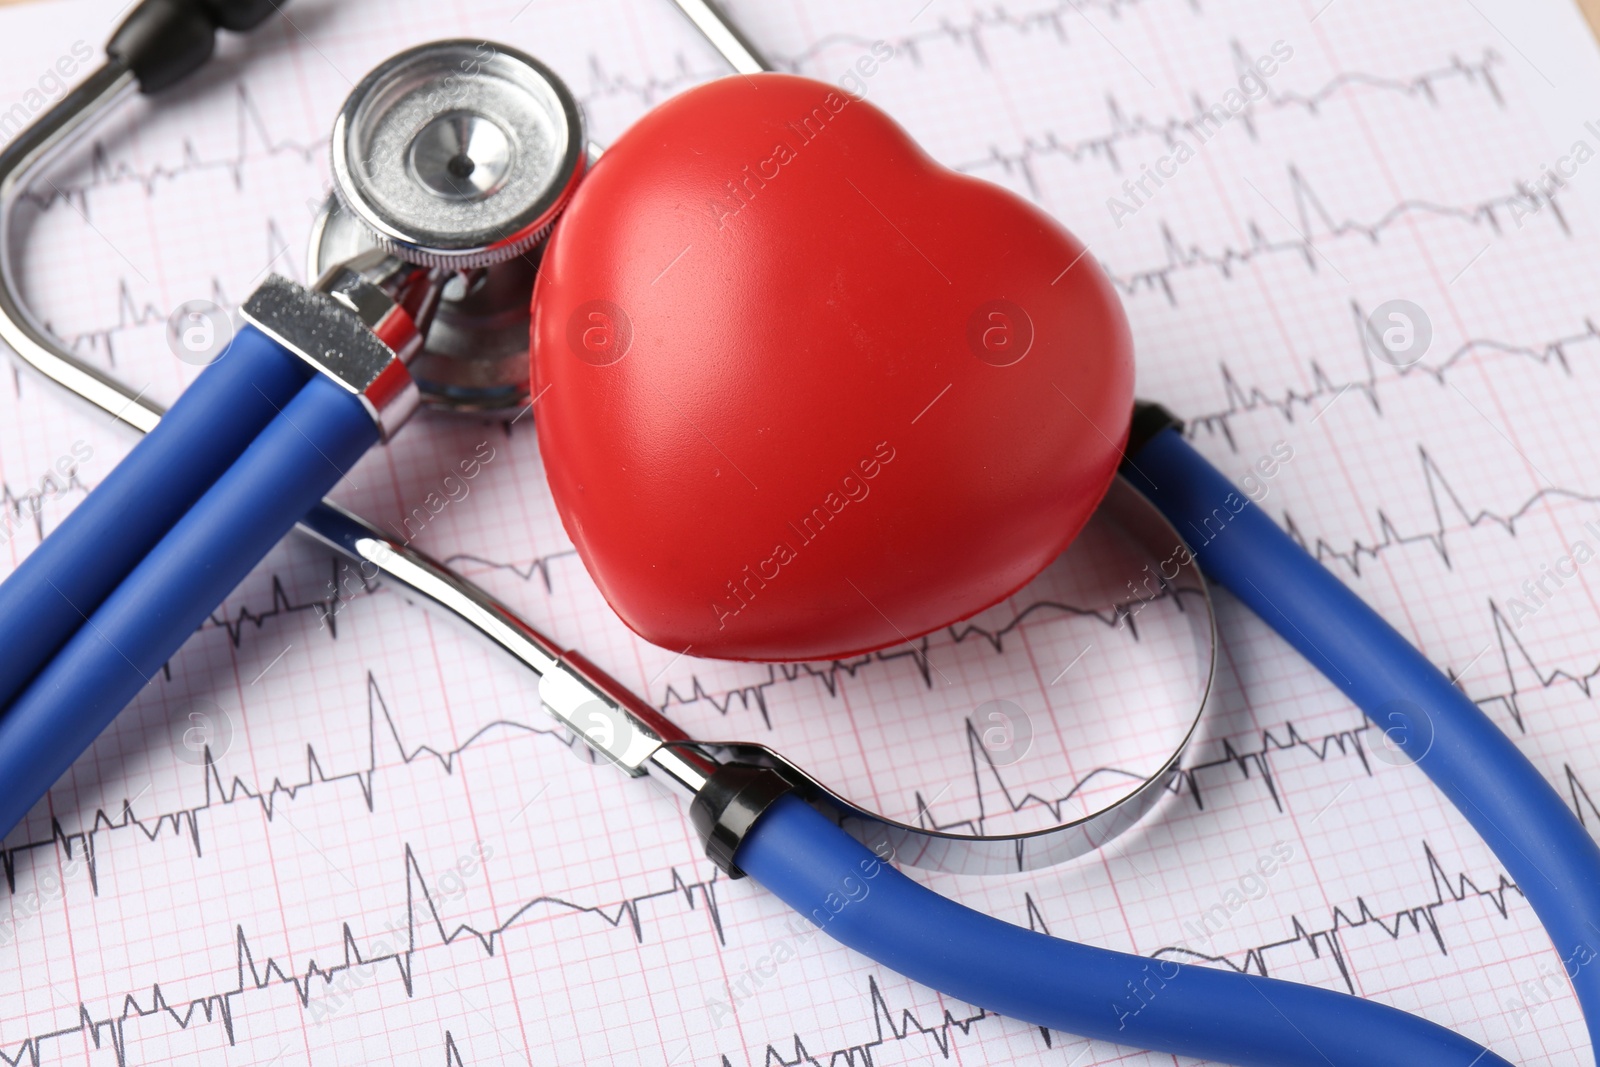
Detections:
[530, 73, 1133, 661]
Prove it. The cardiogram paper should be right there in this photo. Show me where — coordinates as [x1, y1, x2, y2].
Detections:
[3, 0, 1600, 1063]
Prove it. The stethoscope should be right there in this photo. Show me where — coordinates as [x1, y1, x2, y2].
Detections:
[0, 3, 1596, 1066]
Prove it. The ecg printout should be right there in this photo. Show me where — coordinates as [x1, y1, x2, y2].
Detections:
[4, 0, 1600, 1063]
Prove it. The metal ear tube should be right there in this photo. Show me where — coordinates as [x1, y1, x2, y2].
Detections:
[0, 11, 1216, 876]
[1, 4, 1576, 1064]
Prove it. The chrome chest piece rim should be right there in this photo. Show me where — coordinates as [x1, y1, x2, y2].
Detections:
[330, 39, 585, 271]
[319, 39, 587, 415]
[317, 41, 1210, 871]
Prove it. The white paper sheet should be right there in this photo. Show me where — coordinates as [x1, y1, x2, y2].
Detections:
[3, 0, 1600, 1063]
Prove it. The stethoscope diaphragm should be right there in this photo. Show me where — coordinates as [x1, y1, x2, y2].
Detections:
[330, 39, 584, 269]
[315, 39, 588, 416]
[316, 40, 1213, 872]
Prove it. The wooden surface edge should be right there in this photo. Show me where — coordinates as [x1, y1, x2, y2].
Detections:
[1581, 0, 1600, 42]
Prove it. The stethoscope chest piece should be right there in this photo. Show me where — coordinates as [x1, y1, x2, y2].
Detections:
[331, 39, 584, 268]
[315, 40, 587, 415]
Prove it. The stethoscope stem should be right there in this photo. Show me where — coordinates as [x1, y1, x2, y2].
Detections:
[0, 55, 674, 769]
[667, 0, 772, 74]
[0, 60, 147, 433]
[0, 8, 1595, 1066]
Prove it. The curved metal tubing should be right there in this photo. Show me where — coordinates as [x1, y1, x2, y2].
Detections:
[0, 47, 1215, 875]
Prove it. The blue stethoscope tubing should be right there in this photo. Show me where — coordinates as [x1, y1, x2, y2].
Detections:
[0, 4, 1594, 1063]
[0, 325, 311, 710]
[0, 354, 377, 832]
[738, 424, 1600, 1067]
[3, 373, 1591, 1065]
[1131, 426, 1600, 1019]
[745, 797, 1513, 1065]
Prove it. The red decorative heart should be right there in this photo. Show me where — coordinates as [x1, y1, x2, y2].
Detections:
[531, 73, 1133, 662]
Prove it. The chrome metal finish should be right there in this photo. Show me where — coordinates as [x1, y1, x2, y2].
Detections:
[0, 58, 425, 562]
[296, 501, 720, 803]
[695, 477, 1216, 875]
[318, 472, 1211, 876]
[539, 667, 662, 775]
[0, 80, 547, 700]
[648, 743, 718, 800]
[0, 55, 722, 816]
[307, 138, 609, 417]
[0, 31, 1215, 877]
[240, 270, 423, 440]
[668, 0, 773, 74]
[539, 650, 695, 772]
[315, 246, 449, 364]
[297, 501, 565, 679]
[0, 61, 150, 432]
[410, 110, 512, 200]
[330, 40, 586, 270]
[309, 194, 536, 417]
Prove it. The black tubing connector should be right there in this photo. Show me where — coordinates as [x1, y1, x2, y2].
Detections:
[107, 0, 217, 93]
[108, 0, 283, 94]
[689, 763, 795, 878]
[201, 0, 280, 32]
[1122, 399, 1183, 474]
